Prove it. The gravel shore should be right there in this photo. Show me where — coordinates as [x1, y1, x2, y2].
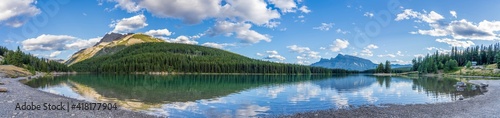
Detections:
[0, 74, 155, 118]
[287, 80, 500, 118]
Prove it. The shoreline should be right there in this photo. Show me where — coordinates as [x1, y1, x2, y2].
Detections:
[286, 80, 500, 118]
[0, 73, 155, 118]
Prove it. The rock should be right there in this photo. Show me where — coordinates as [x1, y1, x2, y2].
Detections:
[0, 87, 7, 92]
[0, 82, 4, 85]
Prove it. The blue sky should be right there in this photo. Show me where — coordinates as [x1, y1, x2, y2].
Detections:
[2, 0, 500, 65]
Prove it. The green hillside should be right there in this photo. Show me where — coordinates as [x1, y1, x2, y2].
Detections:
[70, 42, 351, 74]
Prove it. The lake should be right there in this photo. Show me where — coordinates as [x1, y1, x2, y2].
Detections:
[24, 74, 483, 117]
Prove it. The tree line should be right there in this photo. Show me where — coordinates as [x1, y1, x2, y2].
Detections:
[412, 43, 500, 73]
[71, 42, 355, 74]
[0, 46, 72, 73]
[375, 60, 392, 73]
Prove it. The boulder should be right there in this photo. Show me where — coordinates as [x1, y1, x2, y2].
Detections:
[0, 87, 7, 92]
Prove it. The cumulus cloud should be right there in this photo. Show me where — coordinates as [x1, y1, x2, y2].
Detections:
[65, 37, 102, 50]
[269, 0, 297, 13]
[286, 45, 310, 53]
[299, 6, 311, 13]
[262, 50, 286, 61]
[110, 14, 148, 33]
[329, 39, 349, 52]
[221, 0, 281, 25]
[144, 29, 172, 37]
[287, 45, 320, 64]
[49, 51, 62, 58]
[313, 23, 334, 31]
[22, 35, 102, 51]
[0, 0, 40, 27]
[113, 0, 220, 24]
[395, 9, 444, 23]
[164, 35, 198, 45]
[396, 9, 500, 45]
[22, 34, 77, 51]
[436, 38, 475, 48]
[206, 21, 271, 43]
[113, 0, 283, 25]
[201, 42, 236, 49]
[360, 44, 378, 57]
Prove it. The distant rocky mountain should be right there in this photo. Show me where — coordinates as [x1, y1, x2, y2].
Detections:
[311, 54, 411, 71]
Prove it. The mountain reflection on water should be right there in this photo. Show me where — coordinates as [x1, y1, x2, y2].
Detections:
[24, 74, 484, 117]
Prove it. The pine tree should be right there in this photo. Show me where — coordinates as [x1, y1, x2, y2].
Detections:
[384, 60, 391, 73]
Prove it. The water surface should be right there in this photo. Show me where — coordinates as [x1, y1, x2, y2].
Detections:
[24, 74, 483, 117]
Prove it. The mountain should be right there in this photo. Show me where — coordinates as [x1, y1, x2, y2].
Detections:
[311, 54, 412, 71]
[64, 33, 164, 65]
[311, 54, 376, 71]
[70, 42, 350, 74]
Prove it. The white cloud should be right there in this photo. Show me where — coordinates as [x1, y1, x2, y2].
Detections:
[313, 23, 334, 31]
[269, 0, 297, 13]
[448, 19, 498, 40]
[206, 21, 271, 44]
[286, 45, 310, 53]
[395, 9, 444, 23]
[256, 53, 264, 56]
[329, 39, 349, 52]
[426, 47, 437, 50]
[363, 12, 374, 18]
[264, 21, 281, 28]
[113, 0, 141, 12]
[450, 11, 457, 18]
[261, 50, 286, 61]
[201, 42, 235, 49]
[287, 45, 321, 64]
[22, 34, 78, 51]
[144, 29, 172, 37]
[65, 37, 102, 50]
[22, 34, 103, 52]
[265, 54, 286, 61]
[360, 44, 378, 57]
[299, 6, 311, 13]
[366, 44, 378, 49]
[336, 29, 350, 34]
[49, 51, 62, 58]
[396, 51, 404, 56]
[266, 50, 279, 55]
[435, 38, 475, 48]
[110, 14, 148, 33]
[397, 10, 500, 40]
[298, 15, 305, 18]
[0, 0, 40, 27]
[221, 0, 281, 25]
[113, 0, 221, 24]
[165, 35, 198, 45]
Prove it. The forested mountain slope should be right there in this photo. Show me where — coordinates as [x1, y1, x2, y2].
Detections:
[70, 42, 351, 74]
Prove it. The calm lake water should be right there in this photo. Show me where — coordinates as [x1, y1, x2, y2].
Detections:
[24, 74, 483, 117]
